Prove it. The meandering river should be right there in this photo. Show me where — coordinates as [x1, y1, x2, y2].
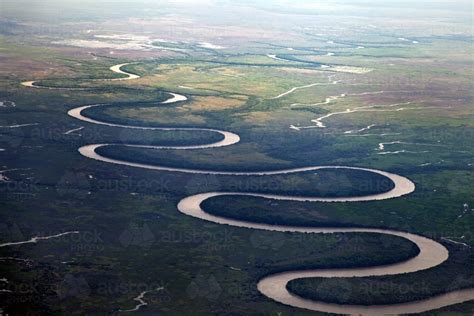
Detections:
[22, 62, 474, 315]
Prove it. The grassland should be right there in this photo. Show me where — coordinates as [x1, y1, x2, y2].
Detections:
[0, 3, 473, 315]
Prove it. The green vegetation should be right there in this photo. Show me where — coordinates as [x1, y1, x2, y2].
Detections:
[0, 1, 473, 315]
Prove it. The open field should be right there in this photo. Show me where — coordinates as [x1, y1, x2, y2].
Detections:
[0, 0, 473, 315]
